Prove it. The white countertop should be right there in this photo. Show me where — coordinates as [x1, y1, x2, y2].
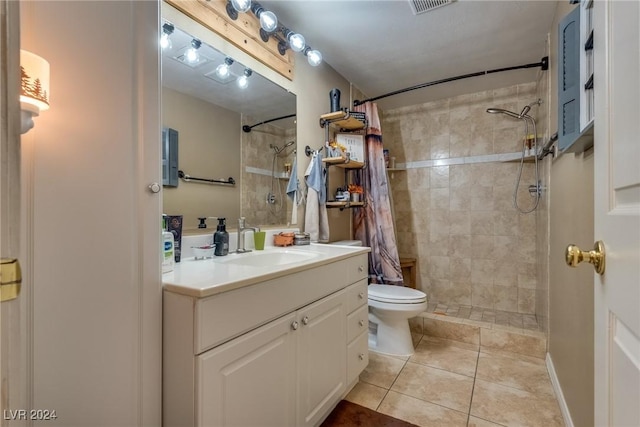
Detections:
[163, 243, 370, 298]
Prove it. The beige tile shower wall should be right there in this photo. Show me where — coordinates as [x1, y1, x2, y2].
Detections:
[382, 83, 541, 313]
[240, 119, 294, 226]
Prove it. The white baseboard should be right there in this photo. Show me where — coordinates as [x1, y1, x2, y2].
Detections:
[546, 352, 574, 427]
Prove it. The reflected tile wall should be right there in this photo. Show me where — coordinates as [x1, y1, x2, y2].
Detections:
[241, 119, 294, 226]
[383, 82, 543, 313]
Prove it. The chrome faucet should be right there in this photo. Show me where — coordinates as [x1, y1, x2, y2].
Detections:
[236, 217, 260, 253]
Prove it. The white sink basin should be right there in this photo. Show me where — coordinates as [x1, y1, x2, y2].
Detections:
[215, 249, 319, 267]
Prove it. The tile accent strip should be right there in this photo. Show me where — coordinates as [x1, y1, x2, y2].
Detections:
[397, 149, 538, 170]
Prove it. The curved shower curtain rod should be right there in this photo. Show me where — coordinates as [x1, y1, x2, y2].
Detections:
[242, 113, 296, 133]
[353, 56, 549, 107]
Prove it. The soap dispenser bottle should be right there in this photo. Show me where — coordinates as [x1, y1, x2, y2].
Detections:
[213, 217, 229, 256]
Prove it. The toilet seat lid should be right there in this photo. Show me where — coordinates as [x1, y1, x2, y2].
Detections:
[368, 284, 427, 304]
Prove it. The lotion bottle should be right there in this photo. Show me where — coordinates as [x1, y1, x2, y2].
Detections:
[162, 215, 175, 273]
[213, 217, 229, 256]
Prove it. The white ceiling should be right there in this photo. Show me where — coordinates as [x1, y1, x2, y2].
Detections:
[259, 0, 558, 110]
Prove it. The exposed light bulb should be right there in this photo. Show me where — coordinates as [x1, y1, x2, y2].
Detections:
[306, 49, 322, 66]
[288, 33, 305, 53]
[185, 47, 199, 63]
[237, 68, 252, 89]
[216, 63, 230, 78]
[160, 23, 174, 50]
[185, 39, 201, 63]
[160, 33, 172, 50]
[237, 75, 249, 89]
[259, 10, 278, 33]
[231, 0, 251, 13]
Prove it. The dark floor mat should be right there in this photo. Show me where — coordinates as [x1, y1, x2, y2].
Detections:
[320, 400, 420, 427]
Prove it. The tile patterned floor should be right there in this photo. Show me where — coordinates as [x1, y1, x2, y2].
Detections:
[345, 332, 564, 427]
[425, 303, 541, 332]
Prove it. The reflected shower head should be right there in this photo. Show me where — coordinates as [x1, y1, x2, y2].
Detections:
[486, 107, 522, 119]
[270, 140, 295, 154]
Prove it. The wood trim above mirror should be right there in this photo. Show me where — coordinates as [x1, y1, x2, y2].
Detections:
[165, 0, 294, 80]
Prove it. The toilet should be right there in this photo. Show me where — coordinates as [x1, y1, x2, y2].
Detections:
[328, 240, 428, 357]
[368, 284, 427, 357]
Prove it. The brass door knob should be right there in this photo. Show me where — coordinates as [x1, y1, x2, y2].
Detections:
[565, 241, 606, 275]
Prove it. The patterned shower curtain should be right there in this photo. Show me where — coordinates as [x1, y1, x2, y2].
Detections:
[353, 102, 403, 285]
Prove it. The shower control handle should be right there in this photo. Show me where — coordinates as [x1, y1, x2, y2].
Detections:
[565, 241, 606, 275]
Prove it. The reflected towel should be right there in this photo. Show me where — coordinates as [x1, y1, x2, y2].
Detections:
[286, 157, 298, 201]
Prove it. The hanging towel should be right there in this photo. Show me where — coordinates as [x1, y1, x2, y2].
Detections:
[286, 156, 298, 201]
[304, 152, 329, 242]
[305, 151, 326, 204]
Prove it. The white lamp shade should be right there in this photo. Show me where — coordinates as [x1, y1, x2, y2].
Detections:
[20, 50, 50, 113]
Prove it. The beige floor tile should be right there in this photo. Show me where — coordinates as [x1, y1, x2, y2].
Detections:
[467, 416, 506, 427]
[409, 336, 479, 377]
[424, 317, 480, 346]
[480, 328, 546, 358]
[476, 351, 555, 396]
[378, 390, 468, 427]
[359, 351, 406, 389]
[390, 362, 474, 413]
[343, 381, 388, 410]
[471, 379, 564, 427]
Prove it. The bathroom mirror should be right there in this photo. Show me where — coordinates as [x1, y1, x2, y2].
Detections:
[161, 24, 297, 233]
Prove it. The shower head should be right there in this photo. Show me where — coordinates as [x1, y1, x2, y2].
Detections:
[270, 141, 296, 154]
[486, 108, 522, 119]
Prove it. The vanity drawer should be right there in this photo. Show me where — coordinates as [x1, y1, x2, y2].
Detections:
[346, 254, 368, 285]
[195, 257, 355, 354]
[345, 279, 368, 313]
[347, 331, 369, 386]
[347, 305, 368, 343]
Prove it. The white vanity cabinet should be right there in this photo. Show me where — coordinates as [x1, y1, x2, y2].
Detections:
[163, 252, 368, 427]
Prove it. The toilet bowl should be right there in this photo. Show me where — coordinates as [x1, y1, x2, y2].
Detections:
[368, 284, 427, 357]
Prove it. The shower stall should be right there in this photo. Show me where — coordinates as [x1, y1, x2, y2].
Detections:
[381, 82, 551, 333]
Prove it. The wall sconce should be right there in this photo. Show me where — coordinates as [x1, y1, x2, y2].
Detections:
[226, 0, 251, 19]
[185, 39, 202, 63]
[237, 68, 252, 89]
[303, 47, 323, 67]
[250, 2, 278, 41]
[161, 22, 174, 50]
[281, 28, 306, 53]
[223, 0, 322, 66]
[20, 50, 50, 134]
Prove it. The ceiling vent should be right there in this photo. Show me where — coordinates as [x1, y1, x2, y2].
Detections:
[409, 0, 455, 15]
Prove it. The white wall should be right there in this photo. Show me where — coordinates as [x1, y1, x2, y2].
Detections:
[20, 1, 161, 425]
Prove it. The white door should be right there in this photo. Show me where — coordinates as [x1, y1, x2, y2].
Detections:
[0, 1, 27, 424]
[593, 1, 640, 426]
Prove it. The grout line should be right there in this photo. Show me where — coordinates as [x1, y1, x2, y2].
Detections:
[466, 339, 482, 426]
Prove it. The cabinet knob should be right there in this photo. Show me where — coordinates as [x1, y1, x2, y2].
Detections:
[358, 320, 365, 327]
[302, 316, 309, 325]
[291, 321, 299, 331]
[358, 265, 364, 272]
[358, 353, 365, 360]
[358, 292, 364, 299]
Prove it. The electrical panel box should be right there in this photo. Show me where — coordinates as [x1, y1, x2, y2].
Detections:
[162, 127, 179, 187]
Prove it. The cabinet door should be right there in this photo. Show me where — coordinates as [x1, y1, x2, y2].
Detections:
[297, 291, 346, 427]
[197, 312, 297, 427]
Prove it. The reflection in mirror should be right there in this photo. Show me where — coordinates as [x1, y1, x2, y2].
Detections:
[161, 23, 296, 233]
